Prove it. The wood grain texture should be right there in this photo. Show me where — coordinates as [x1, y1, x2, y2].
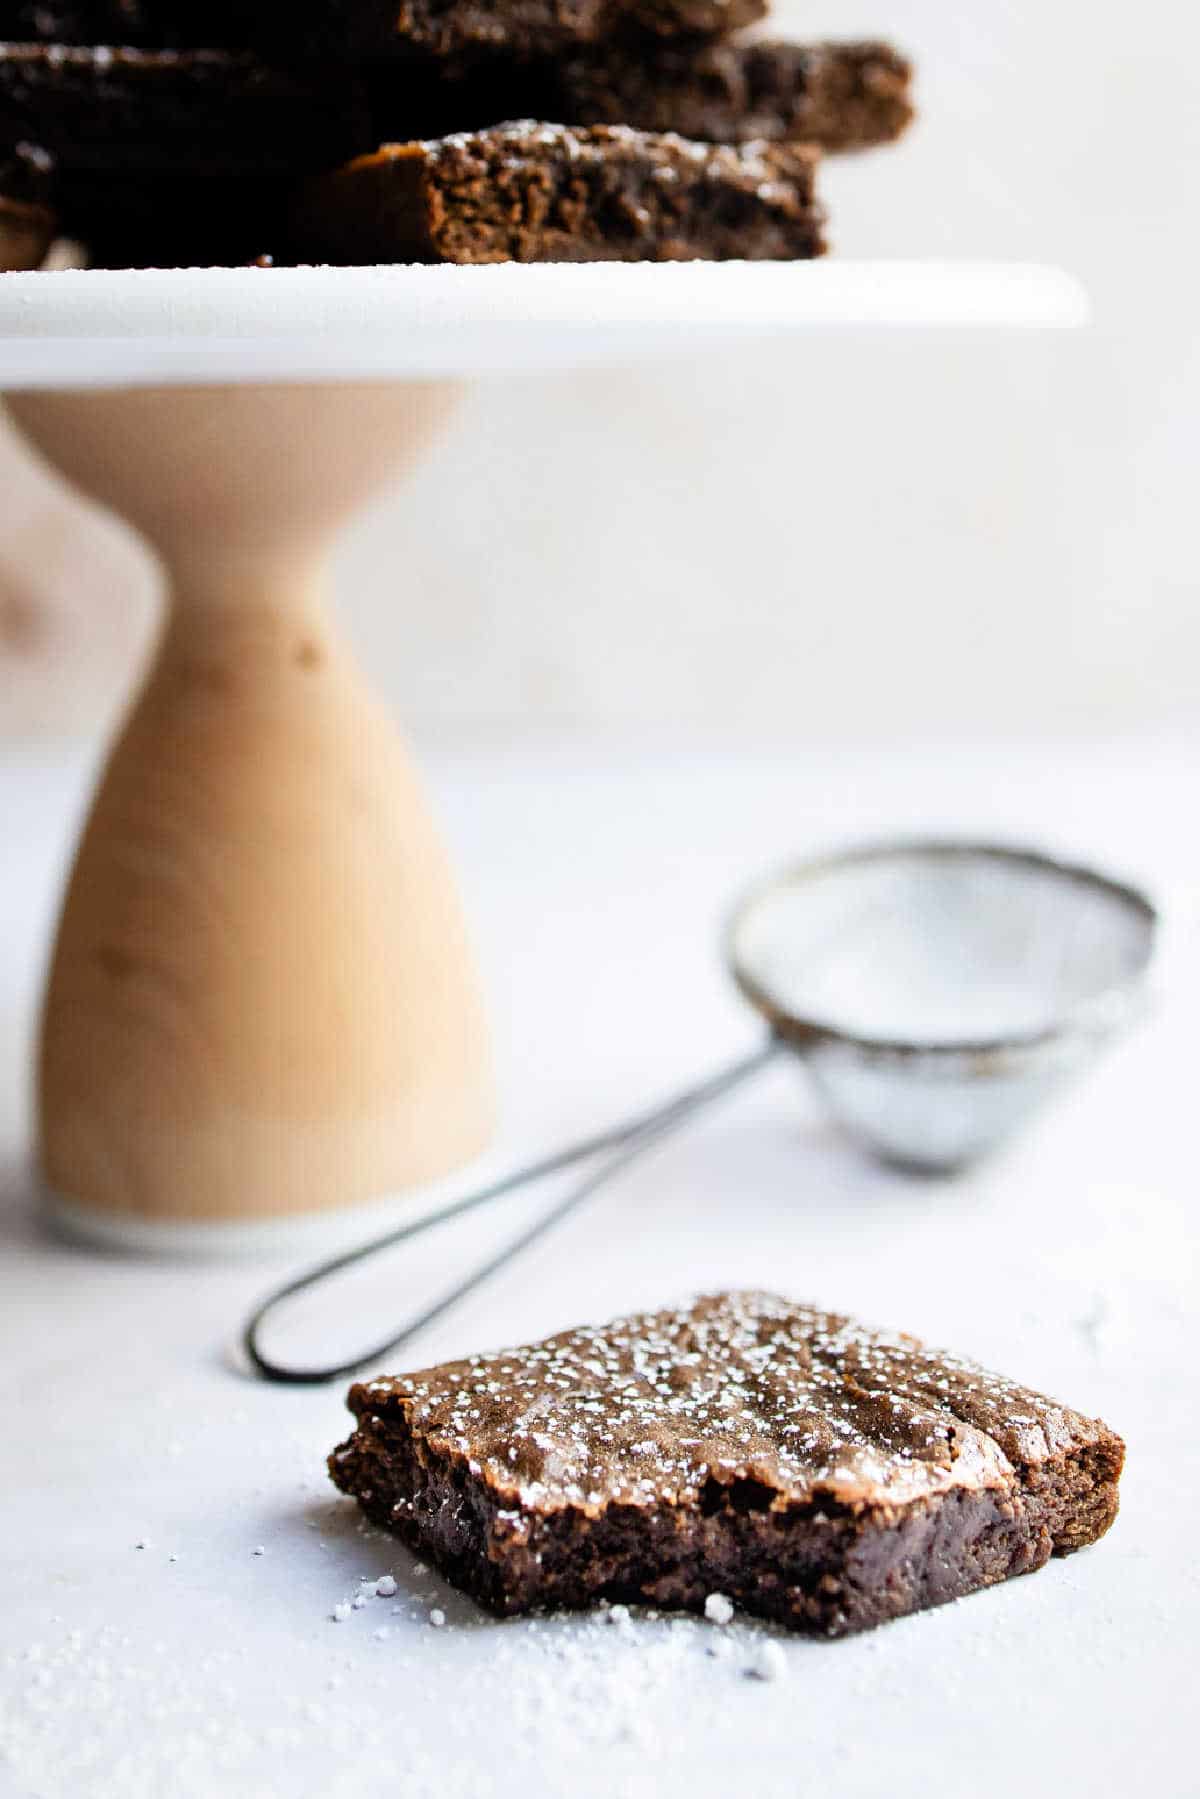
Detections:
[6, 382, 493, 1226]
[0, 406, 155, 738]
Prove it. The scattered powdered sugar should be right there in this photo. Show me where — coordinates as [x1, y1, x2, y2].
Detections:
[0, 1586, 800, 1797]
[481, 1603, 794, 1749]
[748, 1641, 788, 1683]
[375, 1575, 397, 1597]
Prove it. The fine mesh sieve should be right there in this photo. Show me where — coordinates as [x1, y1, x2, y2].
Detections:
[245, 840, 1156, 1384]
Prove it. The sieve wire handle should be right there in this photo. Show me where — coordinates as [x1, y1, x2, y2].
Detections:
[242, 1039, 780, 1385]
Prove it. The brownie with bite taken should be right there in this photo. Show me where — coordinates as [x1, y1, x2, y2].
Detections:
[329, 1290, 1125, 1635]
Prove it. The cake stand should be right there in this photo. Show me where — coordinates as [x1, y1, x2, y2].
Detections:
[0, 260, 1087, 1251]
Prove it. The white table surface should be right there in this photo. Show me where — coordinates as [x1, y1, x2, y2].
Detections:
[1, 729, 1196, 1799]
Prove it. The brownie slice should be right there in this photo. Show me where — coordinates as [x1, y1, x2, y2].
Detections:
[550, 38, 914, 150]
[363, 39, 912, 154]
[291, 121, 825, 265]
[328, 1291, 1124, 1636]
[275, 0, 767, 62]
[0, 43, 369, 177]
[6, 0, 768, 55]
[0, 139, 54, 267]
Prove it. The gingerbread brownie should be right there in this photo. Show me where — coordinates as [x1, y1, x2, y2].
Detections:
[291, 121, 824, 265]
[277, 0, 766, 62]
[7, 0, 766, 55]
[548, 38, 913, 150]
[363, 38, 912, 153]
[0, 139, 54, 266]
[0, 44, 369, 176]
[328, 1291, 1124, 1636]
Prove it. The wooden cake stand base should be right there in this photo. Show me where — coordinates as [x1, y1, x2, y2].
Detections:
[9, 381, 493, 1243]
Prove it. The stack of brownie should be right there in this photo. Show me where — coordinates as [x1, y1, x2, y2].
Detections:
[0, 2, 913, 270]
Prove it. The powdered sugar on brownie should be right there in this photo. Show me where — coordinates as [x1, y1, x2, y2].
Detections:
[348, 1291, 1107, 1514]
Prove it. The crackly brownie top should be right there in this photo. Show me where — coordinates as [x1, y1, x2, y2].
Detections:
[349, 1291, 1115, 1514]
[406, 118, 818, 186]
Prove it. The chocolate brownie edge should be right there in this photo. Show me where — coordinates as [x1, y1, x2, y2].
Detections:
[329, 1410, 1072, 1636]
[553, 38, 914, 150]
[1027, 1433, 1125, 1555]
[291, 122, 825, 266]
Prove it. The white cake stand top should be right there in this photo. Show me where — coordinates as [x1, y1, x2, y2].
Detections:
[0, 259, 1087, 389]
